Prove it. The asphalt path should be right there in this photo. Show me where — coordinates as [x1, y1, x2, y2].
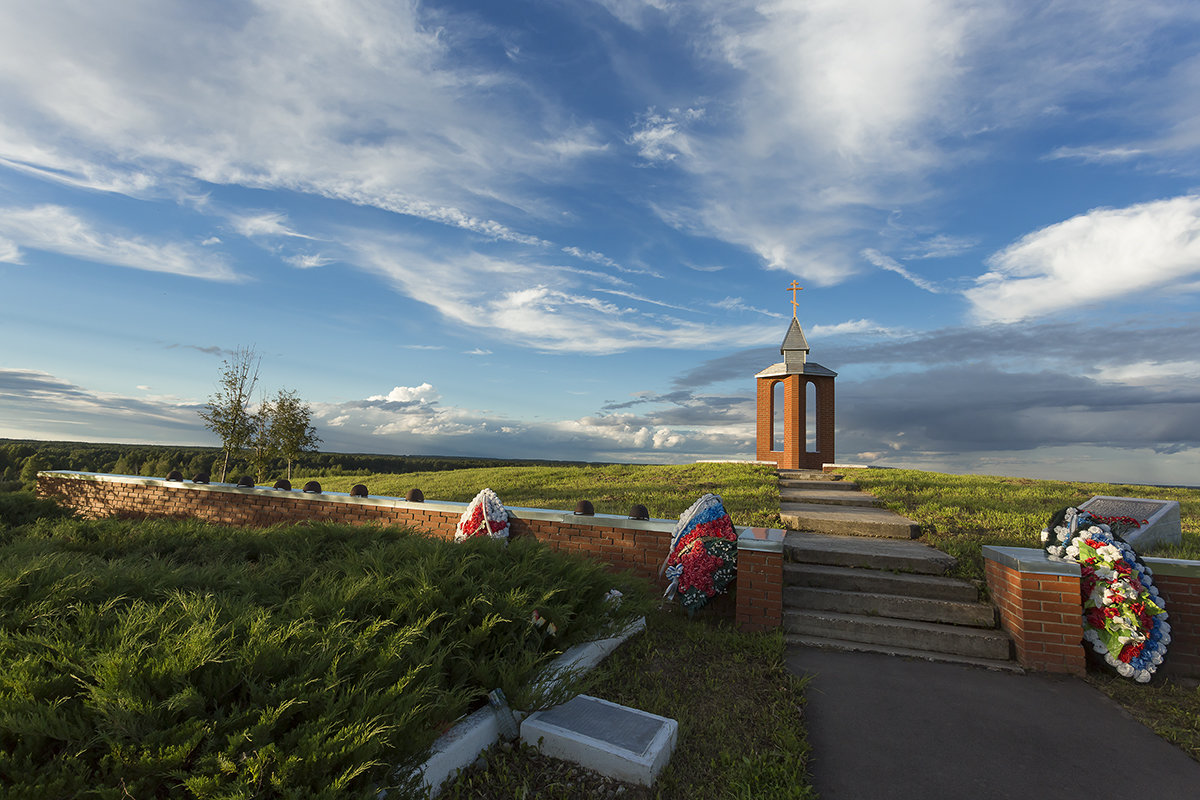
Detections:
[787, 647, 1200, 800]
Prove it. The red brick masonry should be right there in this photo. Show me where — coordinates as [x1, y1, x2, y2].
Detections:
[984, 545, 1200, 678]
[37, 471, 786, 633]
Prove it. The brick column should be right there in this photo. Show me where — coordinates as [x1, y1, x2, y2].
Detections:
[983, 546, 1085, 675]
[736, 528, 786, 632]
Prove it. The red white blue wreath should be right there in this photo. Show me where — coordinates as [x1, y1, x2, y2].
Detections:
[1043, 507, 1169, 682]
[660, 493, 737, 613]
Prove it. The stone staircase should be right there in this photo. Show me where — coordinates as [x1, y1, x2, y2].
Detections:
[779, 470, 1019, 670]
[778, 469, 920, 539]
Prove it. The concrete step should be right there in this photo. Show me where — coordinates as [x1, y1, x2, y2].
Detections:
[777, 469, 843, 482]
[785, 634, 1023, 673]
[779, 478, 860, 491]
[785, 531, 955, 574]
[784, 609, 1013, 661]
[779, 488, 882, 507]
[784, 586, 997, 628]
[784, 563, 978, 602]
[781, 502, 919, 539]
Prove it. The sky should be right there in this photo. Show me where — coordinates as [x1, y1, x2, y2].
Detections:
[2, 0, 1200, 485]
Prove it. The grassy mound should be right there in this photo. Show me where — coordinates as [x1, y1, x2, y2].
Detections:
[0, 516, 650, 799]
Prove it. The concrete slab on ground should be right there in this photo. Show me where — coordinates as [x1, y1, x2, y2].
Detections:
[785, 531, 953, 574]
[788, 648, 1200, 800]
[781, 501, 919, 538]
[521, 695, 677, 787]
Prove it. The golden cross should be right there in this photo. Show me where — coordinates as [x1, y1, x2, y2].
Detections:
[787, 280, 804, 319]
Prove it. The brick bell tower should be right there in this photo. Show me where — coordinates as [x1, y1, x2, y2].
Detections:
[756, 282, 836, 469]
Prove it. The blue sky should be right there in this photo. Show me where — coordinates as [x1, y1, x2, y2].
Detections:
[3, 0, 1200, 484]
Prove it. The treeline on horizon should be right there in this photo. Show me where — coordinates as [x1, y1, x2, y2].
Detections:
[0, 438, 605, 491]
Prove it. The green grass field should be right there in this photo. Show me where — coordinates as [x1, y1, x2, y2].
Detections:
[298, 462, 783, 528]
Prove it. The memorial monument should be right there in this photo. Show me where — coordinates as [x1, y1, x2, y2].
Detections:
[755, 282, 837, 470]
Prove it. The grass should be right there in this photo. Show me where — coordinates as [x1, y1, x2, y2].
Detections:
[840, 468, 1200, 583]
[440, 605, 815, 799]
[297, 462, 783, 529]
[0, 511, 650, 799]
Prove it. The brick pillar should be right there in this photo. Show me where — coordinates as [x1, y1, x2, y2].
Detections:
[736, 548, 783, 631]
[983, 547, 1085, 675]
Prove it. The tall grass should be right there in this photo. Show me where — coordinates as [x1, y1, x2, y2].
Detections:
[0, 516, 650, 799]
[302, 462, 783, 528]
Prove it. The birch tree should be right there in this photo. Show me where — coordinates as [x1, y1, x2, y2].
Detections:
[198, 347, 261, 482]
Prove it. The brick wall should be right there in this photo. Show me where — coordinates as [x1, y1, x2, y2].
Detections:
[984, 546, 1200, 678]
[37, 471, 785, 633]
[1146, 568, 1200, 678]
[984, 554, 1085, 675]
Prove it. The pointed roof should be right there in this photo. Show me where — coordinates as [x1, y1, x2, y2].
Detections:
[781, 317, 809, 354]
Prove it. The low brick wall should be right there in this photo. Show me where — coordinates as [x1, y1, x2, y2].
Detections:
[36, 471, 784, 633]
[984, 545, 1200, 678]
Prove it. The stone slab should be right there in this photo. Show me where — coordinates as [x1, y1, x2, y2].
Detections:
[781, 502, 920, 539]
[784, 563, 979, 602]
[785, 532, 956, 575]
[1078, 496, 1181, 552]
[521, 695, 677, 787]
[779, 488, 882, 507]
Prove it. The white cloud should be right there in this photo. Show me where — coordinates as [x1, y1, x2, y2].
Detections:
[0, 235, 21, 263]
[1095, 360, 1200, 387]
[628, 107, 704, 164]
[965, 195, 1200, 323]
[862, 249, 944, 293]
[908, 234, 978, 259]
[367, 383, 439, 404]
[232, 211, 313, 239]
[349, 234, 781, 354]
[711, 296, 786, 318]
[0, 204, 237, 280]
[284, 253, 334, 269]
[0, 1, 584, 246]
[1044, 145, 1147, 163]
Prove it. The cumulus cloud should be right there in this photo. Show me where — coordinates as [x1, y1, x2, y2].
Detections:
[966, 195, 1200, 323]
[0, 204, 238, 280]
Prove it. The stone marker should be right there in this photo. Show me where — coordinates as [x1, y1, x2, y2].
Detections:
[521, 694, 677, 786]
[1078, 496, 1181, 553]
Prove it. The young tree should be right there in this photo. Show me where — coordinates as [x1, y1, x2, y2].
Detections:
[270, 388, 321, 480]
[198, 347, 261, 483]
[248, 396, 278, 482]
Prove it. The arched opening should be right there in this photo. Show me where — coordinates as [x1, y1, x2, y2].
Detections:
[772, 380, 785, 452]
[806, 381, 817, 453]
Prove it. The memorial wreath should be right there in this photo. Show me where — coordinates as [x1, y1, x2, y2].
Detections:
[661, 493, 737, 613]
[1042, 507, 1170, 682]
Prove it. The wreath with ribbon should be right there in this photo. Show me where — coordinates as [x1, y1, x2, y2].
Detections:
[660, 493, 737, 613]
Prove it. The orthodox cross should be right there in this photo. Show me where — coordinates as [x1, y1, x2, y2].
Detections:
[787, 280, 804, 319]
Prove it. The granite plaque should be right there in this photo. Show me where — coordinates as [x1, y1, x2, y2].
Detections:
[521, 694, 678, 786]
[1078, 496, 1182, 553]
[535, 695, 661, 755]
